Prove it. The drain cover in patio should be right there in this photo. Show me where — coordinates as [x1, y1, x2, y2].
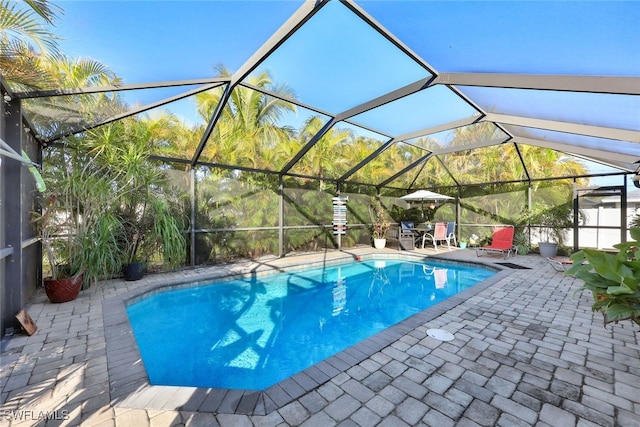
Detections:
[427, 329, 455, 341]
[495, 262, 531, 269]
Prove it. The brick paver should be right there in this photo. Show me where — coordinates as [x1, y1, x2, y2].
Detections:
[1, 248, 639, 426]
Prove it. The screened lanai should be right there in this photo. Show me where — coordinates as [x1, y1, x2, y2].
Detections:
[1, 0, 639, 334]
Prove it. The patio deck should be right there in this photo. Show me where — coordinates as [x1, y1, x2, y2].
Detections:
[1, 248, 639, 426]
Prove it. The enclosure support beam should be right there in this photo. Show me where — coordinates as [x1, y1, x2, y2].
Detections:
[513, 136, 637, 168]
[527, 185, 533, 250]
[191, 84, 233, 166]
[280, 118, 337, 175]
[484, 113, 640, 143]
[435, 72, 640, 96]
[456, 187, 461, 243]
[621, 180, 628, 244]
[393, 115, 480, 143]
[573, 180, 580, 253]
[47, 83, 223, 144]
[1, 93, 24, 335]
[233, 0, 327, 84]
[190, 169, 196, 267]
[279, 176, 284, 258]
[339, 137, 394, 182]
[378, 153, 432, 188]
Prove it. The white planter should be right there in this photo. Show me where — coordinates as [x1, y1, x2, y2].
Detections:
[373, 238, 387, 249]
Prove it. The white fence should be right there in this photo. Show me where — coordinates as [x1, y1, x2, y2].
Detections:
[530, 207, 633, 251]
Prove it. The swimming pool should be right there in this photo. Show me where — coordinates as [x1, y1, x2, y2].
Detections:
[126, 258, 495, 390]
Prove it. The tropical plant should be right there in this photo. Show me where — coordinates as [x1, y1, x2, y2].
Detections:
[565, 228, 640, 329]
[370, 198, 390, 240]
[512, 229, 531, 255]
[26, 54, 123, 139]
[0, 0, 61, 89]
[34, 192, 81, 280]
[39, 110, 189, 284]
[81, 117, 187, 270]
[37, 142, 126, 285]
[523, 202, 573, 245]
[194, 65, 297, 171]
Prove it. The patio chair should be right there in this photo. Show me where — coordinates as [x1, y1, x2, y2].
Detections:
[475, 226, 515, 259]
[421, 222, 451, 251]
[399, 221, 416, 250]
[446, 221, 457, 247]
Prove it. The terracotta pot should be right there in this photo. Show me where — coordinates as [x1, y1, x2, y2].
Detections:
[43, 275, 83, 303]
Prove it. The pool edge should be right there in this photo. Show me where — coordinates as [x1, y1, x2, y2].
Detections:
[103, 251, 512, 415]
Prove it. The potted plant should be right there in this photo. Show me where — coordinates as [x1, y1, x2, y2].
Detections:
[36, 146, 127, 300]
[564, 228, 640, 328]
[36, 118, 188, 294]
[371, 199, 390, 249]
[119, 197, 186, 281]
[64, 119, 187, 281]
[522, 203, 573, 258]
[459, 238, 468, 249]
[34, 194, 84, 303]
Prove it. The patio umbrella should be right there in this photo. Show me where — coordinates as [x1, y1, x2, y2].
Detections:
[400, 190, 454, 220]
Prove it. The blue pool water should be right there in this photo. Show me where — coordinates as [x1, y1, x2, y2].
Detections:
[126, 258, 495, 390]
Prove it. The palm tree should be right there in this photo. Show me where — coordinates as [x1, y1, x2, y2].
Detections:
[291, 116, 354, 189]
[194, 65, 297, 171]
[25, 54, 123, 139]
[0, 0, 61, 88]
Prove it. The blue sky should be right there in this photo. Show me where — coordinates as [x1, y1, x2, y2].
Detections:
[363, 0, 640, 76]
[53, 1, 639, 117]
[50, 0, 638, 185]
[54, 1, 640, 81]
[55, 1, 301, 83]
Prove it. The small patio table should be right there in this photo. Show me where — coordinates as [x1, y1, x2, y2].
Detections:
[411, 224, 432, 248]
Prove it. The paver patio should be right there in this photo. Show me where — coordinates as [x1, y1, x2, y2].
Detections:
[1, 248, 639, 426]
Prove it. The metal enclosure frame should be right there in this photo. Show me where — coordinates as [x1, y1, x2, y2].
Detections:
[1, 0, 638, 337]
[1, 79, 41, 338]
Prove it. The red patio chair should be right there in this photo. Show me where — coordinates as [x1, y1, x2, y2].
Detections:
[475, 226, 515, 259]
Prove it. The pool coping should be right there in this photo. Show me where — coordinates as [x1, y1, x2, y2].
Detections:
[103, 251, 512, 415]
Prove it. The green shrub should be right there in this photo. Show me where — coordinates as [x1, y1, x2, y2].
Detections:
[565, 228, 640, 328]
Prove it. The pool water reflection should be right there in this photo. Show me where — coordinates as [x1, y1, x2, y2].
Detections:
[126, 258, 494, 390]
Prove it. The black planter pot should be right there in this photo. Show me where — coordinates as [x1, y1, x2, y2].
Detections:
[123, 262, 145, 281]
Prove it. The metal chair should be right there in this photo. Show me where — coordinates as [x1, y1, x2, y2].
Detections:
[422, 222, 450, 251]
[446, 221, 457, 247]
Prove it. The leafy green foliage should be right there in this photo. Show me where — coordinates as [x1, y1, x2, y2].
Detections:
[565, 228, 640, 328]
[78, 213, 125, 286]
[512, 229, 531, 255]
[30, 43, 593, 268]
[371, 198, 390, 239]
[520, 202, 573, 244]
